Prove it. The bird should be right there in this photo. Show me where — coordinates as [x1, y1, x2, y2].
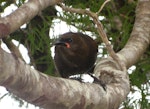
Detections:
[54, 32, 98, 78]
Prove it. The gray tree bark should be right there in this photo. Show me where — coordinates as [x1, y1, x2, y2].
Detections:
[0, 0, 150, 109]
[0, 0, 63, 38]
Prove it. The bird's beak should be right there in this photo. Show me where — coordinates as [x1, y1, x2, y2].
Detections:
[54, 40, 66, 46]
[54, 40, 71, 48]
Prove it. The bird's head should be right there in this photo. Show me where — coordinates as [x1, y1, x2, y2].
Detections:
[54, 37, 73, 49]
[54, 32, 97, 57]
[54, 32, 84, 52]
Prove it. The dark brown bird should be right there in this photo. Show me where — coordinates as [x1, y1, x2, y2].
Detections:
[54, 32, 98, 78]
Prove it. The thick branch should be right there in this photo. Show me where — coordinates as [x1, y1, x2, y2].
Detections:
[0, 48, 129, 109]
[118, 0, 150, 68]
[0, 0, 149, 109]
[0, 0, 63, 38]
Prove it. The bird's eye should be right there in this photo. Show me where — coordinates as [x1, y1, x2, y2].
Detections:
[68, 38, 73, 42]
[66, 38, 73, 43]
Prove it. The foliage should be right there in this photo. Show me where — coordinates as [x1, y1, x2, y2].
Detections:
[0, 0, 150, 109]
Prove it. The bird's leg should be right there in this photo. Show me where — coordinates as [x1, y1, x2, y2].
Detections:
[88, 73, 106, 91]
[85, 65, 106, 91]
[69, 73, 106, 91]
[69, 74, 83, 82]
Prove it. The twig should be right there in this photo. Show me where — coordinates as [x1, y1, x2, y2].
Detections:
[97, 0, 111, 15]
[0, 93, 9, 100]
[58, 3, 126, 71]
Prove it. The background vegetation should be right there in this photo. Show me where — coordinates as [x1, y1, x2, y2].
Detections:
[0, 0, 149, 108]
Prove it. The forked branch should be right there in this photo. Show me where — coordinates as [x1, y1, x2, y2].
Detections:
[58, 2, 126, 71]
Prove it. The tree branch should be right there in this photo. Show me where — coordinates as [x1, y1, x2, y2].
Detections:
[0, 48, 129, 109]
[58, 2, 126, 71]
[2, 38, 24, 61]
[0, 0, 149, 109]
[0, 0, 63, 38]
[118, 0, 150, 68]
[96, 0, 111, 15]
